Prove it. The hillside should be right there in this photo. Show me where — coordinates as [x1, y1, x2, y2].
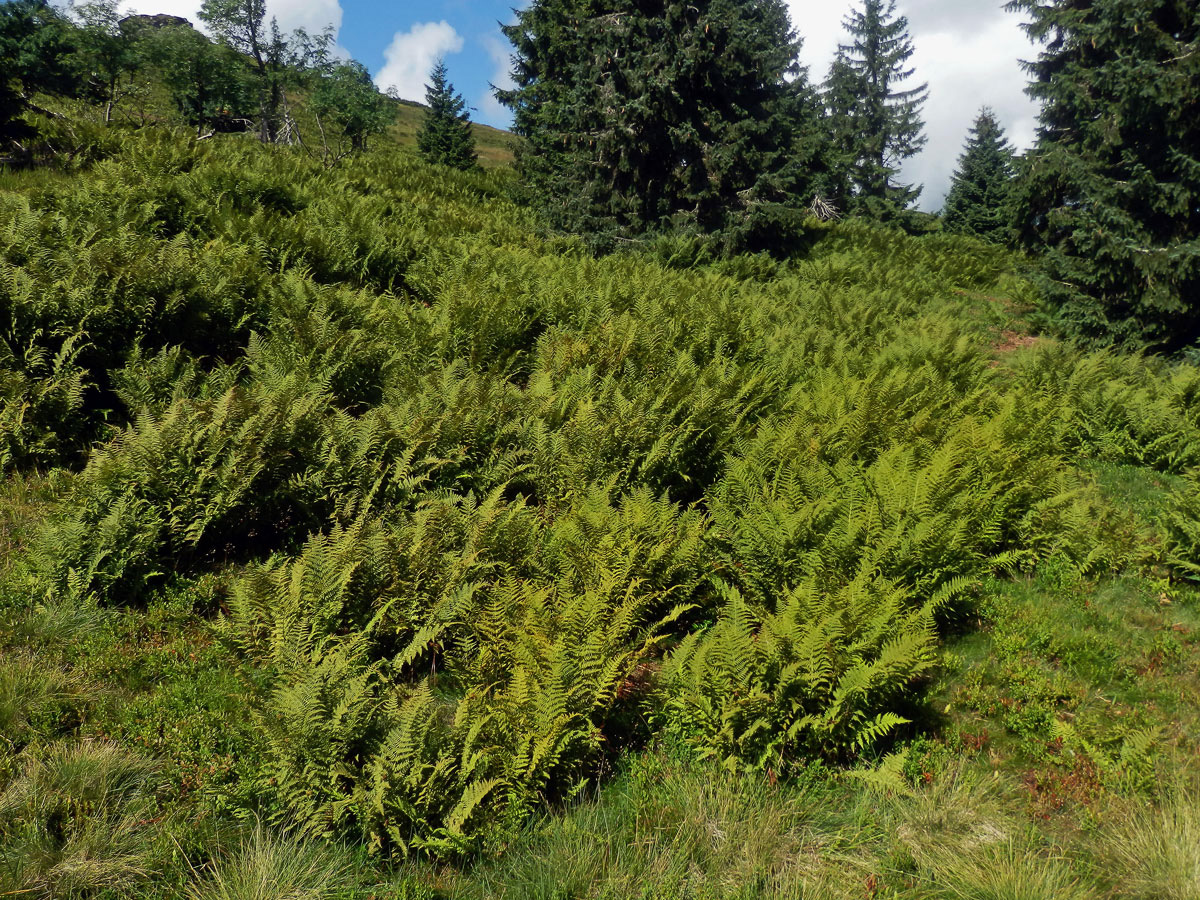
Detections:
[1, 125, 1199, 900]
[391, 99, 516, 169]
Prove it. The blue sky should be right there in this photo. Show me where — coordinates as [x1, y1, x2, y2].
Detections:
[347, 2, 520, 128]
[116, 0, 1040, 210]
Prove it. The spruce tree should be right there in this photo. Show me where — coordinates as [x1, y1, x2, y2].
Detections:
[497, 0, 821, 251]
[416, 60, 476, 171]
[822, 0, 927, 220]
[1006, 0, 1200, 350]
[942, 108, 1016, 242]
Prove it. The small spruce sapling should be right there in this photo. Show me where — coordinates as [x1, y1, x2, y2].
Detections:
[942, 107, 1016, 243]
[416, 60, 476, 171]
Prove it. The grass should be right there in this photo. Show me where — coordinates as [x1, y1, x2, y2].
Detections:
[0, 742, 160, 898]
[0, 166, 74, 192]
[3, 102, 1200, 899]
[1097, 784, 1200, 900]
[0, 475, 55, 588]
[920, 842, 1088, 900]
[451, 753, 840, 900]
[0, 655, 81, 761]
[1, 474, 1199, 896]
[186, 823, 354, 900]
[390, 100, 517, 169]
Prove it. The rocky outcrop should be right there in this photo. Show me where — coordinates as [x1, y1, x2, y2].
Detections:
[118, 13, 194, 33]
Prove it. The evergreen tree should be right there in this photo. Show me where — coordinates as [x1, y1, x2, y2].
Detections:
[1007, 0, 1200, 350]
[823, 0, 927, 220]
[942, 107, 1016, 242]
[497, 0, 821, 251]
[416, 60, 476, 171]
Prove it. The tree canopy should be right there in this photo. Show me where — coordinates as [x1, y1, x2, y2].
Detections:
[1007, 0, 1200, 350]
[942, 107, 1016, 243]
[198, 0, 292, 141]
[0, 0, 79, 152]
[497, 0, 821, 251]
[311, 61, 391, 154]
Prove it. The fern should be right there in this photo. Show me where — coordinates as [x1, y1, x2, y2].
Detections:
[5, 125, 1198, 861]
[659, 575, 948, 770]
[1164, 470, 1200, 581]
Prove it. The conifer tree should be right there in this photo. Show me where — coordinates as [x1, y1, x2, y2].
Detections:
[497, 0, 820, 251]
[416, 60, 476, 171]
[1006, 0, 1200, 350]
[942, 108, 1016, 243]
[823, 0, 927, 220]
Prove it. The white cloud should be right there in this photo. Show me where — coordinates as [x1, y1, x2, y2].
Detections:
[788, 0, 1039, 211]
[905, 19, 1037, 208]
[792, 3, 855, 84]
[117, 0, 342, 41]
[274, 0, 341, 39]
[374, 20, 464, 103]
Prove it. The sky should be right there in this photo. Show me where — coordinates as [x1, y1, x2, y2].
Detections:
[114, 0, 1041, 211]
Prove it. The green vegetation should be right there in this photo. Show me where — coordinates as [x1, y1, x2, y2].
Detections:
[498, 0, 820, 250]
[1007, 0, 1200, 349]
[0, 0, 79, 149]
[942, 108, 1015, 243]
[0, 0, 394, 158]
[1, 120, 1199, 896]
[417, 60, 477, 171]
[823, 0, 928, 220]
[3, 0, 1200, 895]
[6, 0, 1199, 344]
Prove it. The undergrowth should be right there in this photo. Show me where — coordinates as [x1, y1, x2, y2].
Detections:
[2, 127, 1200, 897]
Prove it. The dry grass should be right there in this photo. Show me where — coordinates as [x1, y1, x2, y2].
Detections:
[187, 823, 353, 900]
[1094, 783, 1200, 900]
[390, 101, 516, 169]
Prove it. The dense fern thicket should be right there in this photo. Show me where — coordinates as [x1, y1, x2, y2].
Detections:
[3, 128, 1200, 875]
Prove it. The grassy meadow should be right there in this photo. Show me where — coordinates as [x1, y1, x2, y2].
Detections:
[390, 100, 515, 169]
[1, 122, 1199, 899]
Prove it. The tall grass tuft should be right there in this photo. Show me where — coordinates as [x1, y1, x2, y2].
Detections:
[925, 840, 1090, 900]
[0, 657, 77, 753]
[186, 823, 352, 900]
[0, 743, 159, 898]
[1099, 785, 1200, 900]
